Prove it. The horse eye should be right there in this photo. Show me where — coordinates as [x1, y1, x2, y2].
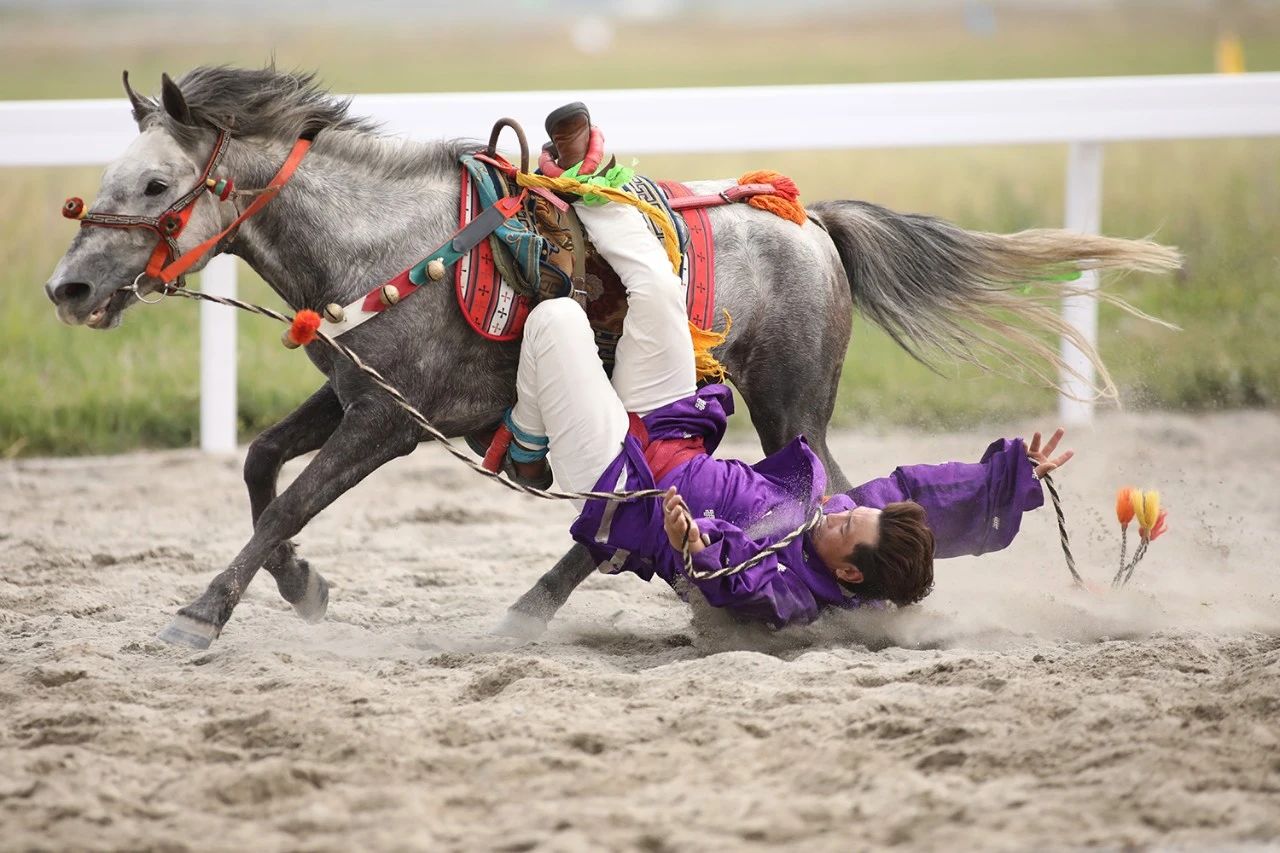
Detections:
[144, 179, 169, 197]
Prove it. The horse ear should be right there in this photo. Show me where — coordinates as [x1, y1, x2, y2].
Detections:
[121, 70, 153, 124]
[160, 72, 194, 125]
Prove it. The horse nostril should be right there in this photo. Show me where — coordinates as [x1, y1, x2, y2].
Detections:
[49, 280, 93, 305]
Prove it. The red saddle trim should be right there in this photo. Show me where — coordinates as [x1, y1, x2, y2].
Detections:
[658, 180, 716, 332]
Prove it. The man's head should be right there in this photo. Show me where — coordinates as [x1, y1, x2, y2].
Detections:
[810, 502, 935, 606]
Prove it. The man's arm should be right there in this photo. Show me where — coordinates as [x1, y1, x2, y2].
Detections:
[846, 431, 1071, 559]
[662, 488, 820, 627]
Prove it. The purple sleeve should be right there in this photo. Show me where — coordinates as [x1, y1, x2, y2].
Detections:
[672, 518, 820, 627]
[846, 438, 1044, 559]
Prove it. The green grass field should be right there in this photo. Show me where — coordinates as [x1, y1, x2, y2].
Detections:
[2, 6, 1278, 456]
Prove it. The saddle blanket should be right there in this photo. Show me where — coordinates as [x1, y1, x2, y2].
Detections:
[455, 163, 716, 353]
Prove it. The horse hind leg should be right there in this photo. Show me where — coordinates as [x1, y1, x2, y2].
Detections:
[734, 337, 853, 492]
[243, 383, 344, 623]
[497, 543, 596, 638]
[159, 397, 419, 649]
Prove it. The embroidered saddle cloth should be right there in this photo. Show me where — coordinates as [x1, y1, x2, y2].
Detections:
[456, 154, 716, 373]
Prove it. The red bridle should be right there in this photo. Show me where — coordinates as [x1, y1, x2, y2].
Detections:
[62, 129, 312, 289]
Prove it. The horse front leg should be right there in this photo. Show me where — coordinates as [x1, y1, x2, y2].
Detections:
[159, 398, 419, 649]
[243, 383, 344, 622]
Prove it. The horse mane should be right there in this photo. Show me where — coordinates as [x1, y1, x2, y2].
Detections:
[144, 65, 476, 179]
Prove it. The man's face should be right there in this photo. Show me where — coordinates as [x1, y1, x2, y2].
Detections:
[810, 506, 881, 584]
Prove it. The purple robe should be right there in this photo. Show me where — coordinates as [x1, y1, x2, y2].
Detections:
[569, 384, 1044, 628]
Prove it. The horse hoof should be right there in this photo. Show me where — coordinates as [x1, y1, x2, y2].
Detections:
[292, 569, 329, 624]
[157, 614, 219, 650]
[493, 608, 548, 640]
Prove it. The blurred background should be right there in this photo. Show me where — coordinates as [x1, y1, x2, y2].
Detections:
[1, 0, 1277, 456]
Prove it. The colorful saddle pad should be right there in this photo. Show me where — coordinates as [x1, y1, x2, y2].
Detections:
[455, 159, 716, 356]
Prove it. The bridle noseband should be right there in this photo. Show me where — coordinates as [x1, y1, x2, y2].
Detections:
[62, 128, 312, 296]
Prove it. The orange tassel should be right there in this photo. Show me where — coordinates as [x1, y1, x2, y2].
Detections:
[738, 169, 806, 225]
[288, 309, 322, 346]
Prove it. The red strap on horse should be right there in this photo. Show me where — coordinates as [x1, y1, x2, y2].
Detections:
[155, 137, 312, 285]
[666, 183, 778, 211]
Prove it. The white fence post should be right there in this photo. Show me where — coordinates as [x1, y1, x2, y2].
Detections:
[199, 255, 238, 453]
[1058, 141, 1104, 426]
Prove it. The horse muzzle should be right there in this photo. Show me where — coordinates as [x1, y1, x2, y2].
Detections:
[46, 276, 129, 329]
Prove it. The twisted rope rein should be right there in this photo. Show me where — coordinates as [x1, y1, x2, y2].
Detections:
[1041, 472, 1083, 588]
[131, 283, 818, 579]
[681, 507, 824, 581]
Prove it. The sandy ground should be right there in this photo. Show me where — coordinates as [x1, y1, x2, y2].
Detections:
[2, 411, 1279, 852]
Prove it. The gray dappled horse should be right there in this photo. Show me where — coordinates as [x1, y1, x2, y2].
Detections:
[45, 67, 1179, 648]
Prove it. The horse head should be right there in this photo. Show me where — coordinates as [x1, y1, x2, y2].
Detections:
[44, 71, 238, 329]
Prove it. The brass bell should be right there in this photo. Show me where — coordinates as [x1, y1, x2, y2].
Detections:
[426, 258, 446, 281]
[281, 329, 301, 349]
[323, 303, 345, 324]
[380, 284, 401, 306]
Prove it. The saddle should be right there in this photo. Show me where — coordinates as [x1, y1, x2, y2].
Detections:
[457, 152, 715, 376]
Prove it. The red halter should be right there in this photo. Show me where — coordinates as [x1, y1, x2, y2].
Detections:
[62, 129, 312, 288]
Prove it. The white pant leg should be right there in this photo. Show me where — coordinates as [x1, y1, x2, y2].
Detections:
[510, 299, 630, 495]
[575, 202, 696, 416]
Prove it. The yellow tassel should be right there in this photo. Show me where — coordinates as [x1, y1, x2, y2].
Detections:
[689, 312, 731, 382]
[1129, 489, 1146, 529]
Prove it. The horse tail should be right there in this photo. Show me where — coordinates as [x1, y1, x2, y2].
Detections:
[806, 199, 1182, 402]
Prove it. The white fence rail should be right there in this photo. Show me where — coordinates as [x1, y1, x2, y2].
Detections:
[5, 74, 1279, 449]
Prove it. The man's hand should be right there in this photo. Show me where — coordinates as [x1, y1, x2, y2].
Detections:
[1028, 427, 1074, 479]
[662, 486, 706, 555]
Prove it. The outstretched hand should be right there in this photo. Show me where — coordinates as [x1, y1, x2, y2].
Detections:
[662, 486, 706, 555]
[1028, 427, 1074, 479]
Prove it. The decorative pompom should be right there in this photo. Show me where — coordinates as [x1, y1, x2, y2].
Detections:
[1138, 490, 1161, 534]
[1115, 485, 1137, 529]
[208, 177, 234, 201]
[739, 170, 806, 225]
[1129, 489, 1145, 529]
[288, 309, 322, 347]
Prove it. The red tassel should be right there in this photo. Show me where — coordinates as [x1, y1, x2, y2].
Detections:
[288, 309, 322, 346]
[738, 170, 806, 225]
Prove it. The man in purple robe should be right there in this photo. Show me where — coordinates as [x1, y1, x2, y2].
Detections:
[499, 104, 1074, 629]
